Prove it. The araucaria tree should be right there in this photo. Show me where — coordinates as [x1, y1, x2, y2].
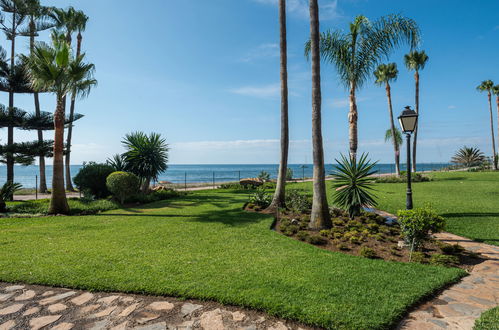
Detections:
[266, 0, 289, 212]
[477, 80, 497, 170]
[404, 50, 428, 172]
[122, 132, 169, 193]
[25, 32, 96, 214]
[308, 0, 331, 230]
[306, 14, 420, 161]
[374, 63, 400, 176]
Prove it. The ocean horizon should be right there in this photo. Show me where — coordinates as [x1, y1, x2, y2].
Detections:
[0, 163, 452, 188]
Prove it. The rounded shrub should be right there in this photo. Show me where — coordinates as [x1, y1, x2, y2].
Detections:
[73, 162, 115, 198]
[106, 171, 140, 204]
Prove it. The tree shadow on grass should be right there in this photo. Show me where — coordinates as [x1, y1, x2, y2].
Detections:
[441, 212, 499, 218]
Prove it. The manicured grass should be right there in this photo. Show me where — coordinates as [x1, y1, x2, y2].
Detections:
[0, 189, 463, 329]
[473, 306, 499, 330]
[375, 171, 499, 246]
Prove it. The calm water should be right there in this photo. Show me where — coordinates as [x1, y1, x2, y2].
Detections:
[0, 163, 451, 188]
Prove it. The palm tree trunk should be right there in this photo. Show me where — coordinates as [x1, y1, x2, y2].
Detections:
[308, 0, 331, 230]
[412, 71, 419, 172]
[386, 82, 400, 176]
[496, 95, 499, 169]
[348, 81, 358, 161]
[30, 19, 48, 193]
[49, 96, 69, 214]
[141, 177, 151, 193]
[65, 33, 82, 192]
[266, 0, 289, 212]
[488, 92, 497, 170]
[6, 6, 16, 192]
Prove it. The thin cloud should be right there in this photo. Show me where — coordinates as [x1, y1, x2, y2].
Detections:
[252, 0, 341, 20]
[448, 105, 456, 109]
[240, 43, 279, 63]
[229, 83, 280, 99]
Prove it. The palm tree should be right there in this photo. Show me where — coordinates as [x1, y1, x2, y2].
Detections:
[477, 80, 497, 170]
[122, 132, 169, 193]
[404, 50, 429, 172]
[493, 85, 499, 162]
[24, 32, 96, 214]
[64, 9, 88, 192]
[385, 127, 402, 173]
[305, 14, 420, 161]
[266, 0, 288, 212]
[23, 0, 53, 193]
[308, 0, 331, 230]
[374, 63, 400, 176]
[451, 146, 485, 168]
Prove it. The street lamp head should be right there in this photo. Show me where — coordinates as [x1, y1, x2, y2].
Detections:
[398, 106, 418, 133]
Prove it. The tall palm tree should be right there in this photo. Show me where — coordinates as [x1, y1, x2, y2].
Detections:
[404, 50, 428, 172]
[477, 80, 497, 170]
[308, 0, 331, 230]
[266, 0, 288, 212]
[374, 63, 400, 176]
[0, 0, 27, 186]
[305, 14, 420, 161]
[23, 0, 53, 193]
[24, 32, 96, 214]
[493, 85, 499, 163]
[64, 10, 87, 192]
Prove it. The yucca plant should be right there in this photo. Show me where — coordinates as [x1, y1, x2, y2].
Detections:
[451, 146, 485, 167]
[0, 181, 22, 212]
[332, 153, 378, 218]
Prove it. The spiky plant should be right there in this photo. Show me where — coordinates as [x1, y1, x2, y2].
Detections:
[332, 153, 378, 218]
[0, 181, 22, 212]
[451, 146, 485, 167]
[107, 154, 127, 171]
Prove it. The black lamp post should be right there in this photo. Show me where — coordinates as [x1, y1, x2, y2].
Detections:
[398, 106, 418, 210]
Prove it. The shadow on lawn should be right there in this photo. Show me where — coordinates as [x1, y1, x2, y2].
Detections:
[441, 212, 499, 218]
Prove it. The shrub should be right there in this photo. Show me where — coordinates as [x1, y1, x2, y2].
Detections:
[397, 205, 446, 251]
[374, 173, 431, 183]
[74, 162, 115, 198]
[106, 172, 140, 204]
[474, 306, 499, 330]
[337, 243, 349, 250]
[257, 171, 271, 182]
[220, 183, 254, 190]
[359, 247, 376, 259]
[0, 182, 22, 212]
[429, 254, 459, 267]
[126, 189, 181, 204]
[296, 231, 309, 241]
[307, 235, 328, 245]
[249, 187, 272, 208]
[411, 252, 426, 263]
[286, 168, 293, 181]
[7, 198, 118, 216]
[285, 190, 312, 213]
[332, 153, 378, 218]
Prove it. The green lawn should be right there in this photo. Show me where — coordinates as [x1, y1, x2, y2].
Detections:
[0, 189, 463, 329]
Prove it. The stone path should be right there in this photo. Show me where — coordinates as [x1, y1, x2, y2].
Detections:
[0, 283, 314, 330]
[398, 232, 499, 329]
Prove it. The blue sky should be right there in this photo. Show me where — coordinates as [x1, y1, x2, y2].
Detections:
[7, 0, 499, 164]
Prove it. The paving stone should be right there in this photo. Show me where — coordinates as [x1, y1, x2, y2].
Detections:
[0, 320, 15, 330]
[88, 320, 109, 330]
[97, 295, 120, 304]
[121, 296, 135, 303]
[4, 285, 24, 292]
[428, 319, 448, 328]
[135, 311, 160, 324]
[39, 291, 76, 305]
[176, 320, 195, 330]
[448, 303, 484, 317]
[51, 322, 74, 330]
[181, 303, 202, 316]
[468, 295, 496, 307]
[268, 321, 288, 330]
[42, 290, 55, 297]
[91, 306, 117, 318]
[110, 321, 128, 330]
[255, 316, 266, 324]
[0, 303, 24, 315]
[200, 309, 224, 330]
[471, 276, 485, 284]
[80, 304, 101, 314]
[14, 289, 36, 301]
[238, 326, 257, 330]
[0, 293, 14, 302]
[29, 315, 62, 330]
[23, 306, 40, 316]
[70, 292, 94, 306]
[48, 303, 68, 313]
[232, 311, 246, 322]
[118, 303, 140, 317]
[134, 322, 167, 330]
[148, 301, 174, 311]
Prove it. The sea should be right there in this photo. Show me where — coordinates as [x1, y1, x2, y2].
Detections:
[0, 163, 452, 188]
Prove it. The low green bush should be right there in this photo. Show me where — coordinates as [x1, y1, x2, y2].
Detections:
[296, 231, 309, 241]
[286, 168, 293, 181]
[374, 173, 431, 183]
[106, 171, 140, 204]
[359, 247, 377, 259]
[249, 188, 272, 208]
[126, 189, 181, 204]
[7, 198, 119, 215]
[429, 254, 459, 267]
[411, 251, 426, 263]
[285, 190, 312, 213]
[74, 162, 115, 198]
[397, 205, 446, 251]
[307, 235, 328, 245]
[474, 306, 499, 330]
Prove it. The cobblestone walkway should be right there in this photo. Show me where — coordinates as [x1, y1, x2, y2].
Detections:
[0, 283, 314, 330]
[398, 232, 499, 329]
